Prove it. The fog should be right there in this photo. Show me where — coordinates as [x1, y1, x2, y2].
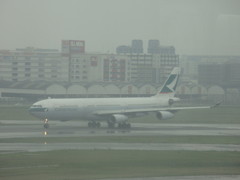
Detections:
[1, 1, 240, 179]
[0, 0, 240, 55]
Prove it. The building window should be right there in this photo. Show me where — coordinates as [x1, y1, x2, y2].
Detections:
[4, 56, 12, 60]
[51, 69, 57, 73]
[25, 68, 31, 71]
[51, 75, 57, 78]
[25, 57, 31, 60]
[38, 62, 44, 67]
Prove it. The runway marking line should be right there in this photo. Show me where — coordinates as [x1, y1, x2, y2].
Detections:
[0, 164, 59, 170]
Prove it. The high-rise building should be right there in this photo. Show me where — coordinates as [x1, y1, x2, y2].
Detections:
[147, 39, 160, 54]
[116, 39, 179, 83]
[131, 40, 143, 54]
[116, 45, 132, 54]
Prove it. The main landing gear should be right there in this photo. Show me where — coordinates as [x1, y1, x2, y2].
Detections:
[87, 121, 131, 129]
[117, 122, 131, 129]
[107, 121, 131, 129]
[88, 121, 101, 128]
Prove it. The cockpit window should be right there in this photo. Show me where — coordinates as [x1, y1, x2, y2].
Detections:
[29, 105, 47, 112]
[32, 105, 43, 108]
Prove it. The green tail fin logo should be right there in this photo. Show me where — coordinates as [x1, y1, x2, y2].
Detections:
[158, 67, 180, 95]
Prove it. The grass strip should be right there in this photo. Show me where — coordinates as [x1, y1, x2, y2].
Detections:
[0, 150, 240, 180]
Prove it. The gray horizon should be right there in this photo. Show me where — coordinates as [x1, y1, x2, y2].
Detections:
[0, 0, 240, 55]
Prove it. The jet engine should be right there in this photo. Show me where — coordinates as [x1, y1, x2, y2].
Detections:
[109, 114, 128, 123]
[156, 111, 174, 120]
[168, 97, 180, 106]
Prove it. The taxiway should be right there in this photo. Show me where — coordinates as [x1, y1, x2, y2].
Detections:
[0, 120, 240, 152]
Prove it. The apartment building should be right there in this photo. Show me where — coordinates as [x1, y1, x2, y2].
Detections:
[69, 53, 130, 83]
[0, 48, 69, 82]
[0, 39, 179, 84]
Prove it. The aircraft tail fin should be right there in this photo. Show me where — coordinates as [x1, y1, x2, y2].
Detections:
[155, 67, 180, 97]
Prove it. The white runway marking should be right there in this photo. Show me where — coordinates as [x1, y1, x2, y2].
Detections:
[101, 175, 240, 180]
[0, 164, 59, 170]
[1, 142, 240, 152]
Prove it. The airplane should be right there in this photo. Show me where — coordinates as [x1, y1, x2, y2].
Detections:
[29, 67, 215, 129]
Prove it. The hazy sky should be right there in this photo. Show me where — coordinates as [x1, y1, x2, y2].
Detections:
[0, 0, 240, 55]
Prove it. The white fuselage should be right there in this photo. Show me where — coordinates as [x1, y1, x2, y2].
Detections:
[29, 96, 170, 121]
[29, 67, 181, 123]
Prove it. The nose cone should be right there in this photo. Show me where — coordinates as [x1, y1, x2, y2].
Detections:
[28, 105, 48, 118]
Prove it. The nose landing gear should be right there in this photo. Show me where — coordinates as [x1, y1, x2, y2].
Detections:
[43, 118, 49, 129]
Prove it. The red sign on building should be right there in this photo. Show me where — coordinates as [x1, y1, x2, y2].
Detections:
[62, 40, 85, 54]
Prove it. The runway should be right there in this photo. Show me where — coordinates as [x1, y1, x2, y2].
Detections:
[0, 120, 240, 152]
[1, 120, 240, 137]
[1, 120, 240, 180]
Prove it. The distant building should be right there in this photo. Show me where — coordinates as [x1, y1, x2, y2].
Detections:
[147, 39, 160, 54]
[102, 54, 129, 82]
[69, 53, 130, 83]
[131, 40, 143, 54]
[0, 39, 179, 85]
[116, 45, 132, 54]
[69, 54, 103, 82]
[128, 54, 154, 83]
[198, 62, 240, 88]
[61, 40, 85, 54]
[147, 39, 175, 55]
[180, 55, 240, 82]
[0, 47, 69, 82]
[116, 39, 179, 83]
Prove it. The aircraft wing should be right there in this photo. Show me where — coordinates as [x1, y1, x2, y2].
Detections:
[93, 105, 213, 115]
